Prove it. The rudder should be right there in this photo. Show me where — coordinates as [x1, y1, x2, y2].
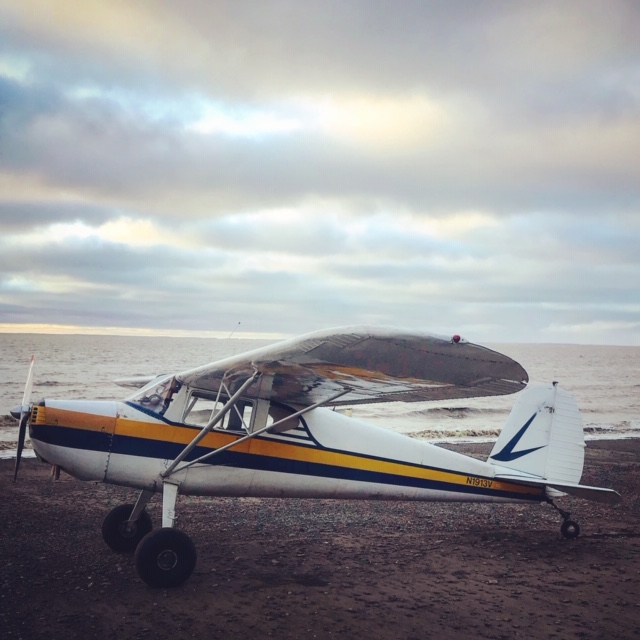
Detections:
[488, 383, 585, 484]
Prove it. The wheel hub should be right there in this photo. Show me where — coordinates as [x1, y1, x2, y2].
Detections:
[157, 549, 178, 571]
[118, 522, 138, 539]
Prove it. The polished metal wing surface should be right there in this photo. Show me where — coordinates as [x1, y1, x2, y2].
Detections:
[177, 326, 529, 407]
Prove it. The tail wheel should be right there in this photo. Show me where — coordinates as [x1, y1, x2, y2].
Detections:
[134, 528, 196, 588]
[102, 504, 153, 553]
[561, 519, 580, 539]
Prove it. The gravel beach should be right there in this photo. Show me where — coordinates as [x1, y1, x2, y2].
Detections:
[2, 440, 639, 640]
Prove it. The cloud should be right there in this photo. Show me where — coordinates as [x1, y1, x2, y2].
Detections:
[0, 1, 639, 344]
[3, 70, 638, 221]
[0, 200, 114, 232]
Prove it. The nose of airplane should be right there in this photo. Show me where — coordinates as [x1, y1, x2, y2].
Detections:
[10, 404, 28, 419]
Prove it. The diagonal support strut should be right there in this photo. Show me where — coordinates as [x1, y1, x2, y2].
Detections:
[167, 388, 352, 476]
[161, 369, 261, 478]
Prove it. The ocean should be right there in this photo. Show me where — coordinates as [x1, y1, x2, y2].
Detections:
[1, 333, 639, 458]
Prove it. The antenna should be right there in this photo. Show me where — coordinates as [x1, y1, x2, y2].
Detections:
[228, 321, 241, 339]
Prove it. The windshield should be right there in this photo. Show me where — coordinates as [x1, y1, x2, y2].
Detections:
[127, 375, 182, 416]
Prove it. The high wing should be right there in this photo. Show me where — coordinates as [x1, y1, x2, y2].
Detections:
[176, 325, 528, 407]
[115, 374, 168, 389]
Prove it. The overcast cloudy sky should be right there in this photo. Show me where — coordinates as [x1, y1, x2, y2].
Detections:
[1, 1, 639, 344]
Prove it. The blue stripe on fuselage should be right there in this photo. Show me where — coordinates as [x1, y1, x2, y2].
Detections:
[30, 424, 542, 501]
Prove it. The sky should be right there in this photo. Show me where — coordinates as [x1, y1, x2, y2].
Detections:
[0, 1, 639, 345]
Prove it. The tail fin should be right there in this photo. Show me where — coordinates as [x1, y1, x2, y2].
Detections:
[488, 383, 584, 484]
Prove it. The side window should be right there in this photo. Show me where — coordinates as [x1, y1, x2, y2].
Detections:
[183, 396, 218, 427]
[184, 393, 254, 432]
[226, 401, 253, 432]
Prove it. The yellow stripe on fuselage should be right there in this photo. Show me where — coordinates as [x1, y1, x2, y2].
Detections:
[47, 409, 543, 498]
[44, 406, 116, 433]
[113, 416, 541, 497]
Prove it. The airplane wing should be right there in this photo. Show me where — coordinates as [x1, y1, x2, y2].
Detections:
[114, 374, 168, 389]
[177, 325, 528, 407]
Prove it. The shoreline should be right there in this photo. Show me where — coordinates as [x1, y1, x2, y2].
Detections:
[2, 439, 640, 639]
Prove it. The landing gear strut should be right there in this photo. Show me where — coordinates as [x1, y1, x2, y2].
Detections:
[547, 498, 581, 539]
[133, 481, 196, 588]
[101, 483, 197, 587]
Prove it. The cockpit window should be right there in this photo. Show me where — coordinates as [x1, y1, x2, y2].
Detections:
[127, 375, 181, 416]
[183, 395, 218, 427]
[183, 392, 254, 432]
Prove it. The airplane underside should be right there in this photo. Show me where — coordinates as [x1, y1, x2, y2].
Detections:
[33, 441, 545, 504]
[30, 399, 546, 504]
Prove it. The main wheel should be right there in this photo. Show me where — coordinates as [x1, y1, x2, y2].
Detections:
[134, 528, 197, 588]
[561, 519, 580, 539]
[102, 504, 153, 553]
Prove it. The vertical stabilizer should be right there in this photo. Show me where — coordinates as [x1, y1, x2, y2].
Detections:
[488, 383, 585, 483]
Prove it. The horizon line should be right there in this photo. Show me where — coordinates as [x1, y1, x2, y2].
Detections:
[0, 323, 287, 341]
[0, 323, 635, 347]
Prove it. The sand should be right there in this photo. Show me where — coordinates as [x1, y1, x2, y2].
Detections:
[2, 440, 640, 640]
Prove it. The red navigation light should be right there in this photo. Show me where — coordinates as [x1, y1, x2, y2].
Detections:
[452, 334, 461, 343]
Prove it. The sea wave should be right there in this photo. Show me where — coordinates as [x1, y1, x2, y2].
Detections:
[584, 420, 640, 433]
[410, 427, 502, 440]
[0, 448, 36, 460]
[405, 406, 503, 419]
[354, 405, 505, 421]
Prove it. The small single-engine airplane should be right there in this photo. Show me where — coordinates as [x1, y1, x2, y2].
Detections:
[12, 326, 620, 588]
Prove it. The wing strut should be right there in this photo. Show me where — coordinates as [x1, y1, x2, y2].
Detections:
[163, 387, 351, 478]
[162, 369, 261, 478]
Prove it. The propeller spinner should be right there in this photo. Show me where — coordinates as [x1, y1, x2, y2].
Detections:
[13, 355, 35, 482]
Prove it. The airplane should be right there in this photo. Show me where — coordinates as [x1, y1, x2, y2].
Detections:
[11, 325, 620, 588]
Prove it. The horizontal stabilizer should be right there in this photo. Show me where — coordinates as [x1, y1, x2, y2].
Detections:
[495, 474, 621, 505]
[550, 483, 621, 505]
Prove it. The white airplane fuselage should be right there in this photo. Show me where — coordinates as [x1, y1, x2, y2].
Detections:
[29, 398, 544, 504]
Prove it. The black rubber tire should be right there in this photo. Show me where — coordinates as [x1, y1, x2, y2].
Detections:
[101, 504, 153, 553]
[134, 528, 197, 588]
[561, 519, 580, 539]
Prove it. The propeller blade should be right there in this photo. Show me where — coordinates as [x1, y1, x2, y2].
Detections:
[22, 355, 35, 406]
[13, 355, 35, 482]
[13, 411, 29, 482]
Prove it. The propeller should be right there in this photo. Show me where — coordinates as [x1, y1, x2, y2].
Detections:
[13, 355, 35, 482]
